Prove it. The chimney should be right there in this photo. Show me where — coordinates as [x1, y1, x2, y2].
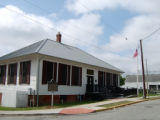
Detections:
[56, 32, 61, 43]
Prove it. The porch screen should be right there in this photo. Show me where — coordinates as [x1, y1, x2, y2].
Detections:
[113, 74, 118, 87]
[71, 66, 82, 86]
[0, 65, 6, 84]
[58, 63, 70, 85]
[106, 72, 111, 87]
[98, 71, 105, 87]
[42, 61, 57, 84]
[19, 61, 31, 84]
[8, 63, 17, 84]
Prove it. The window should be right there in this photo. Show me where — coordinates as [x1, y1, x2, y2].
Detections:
[98, 71, 105, 87]
[42, 61, 57, 84]
[0, 65, 6, 84]
[8, 63, 17, 84]
[149, 85, 157, 91]
[58, 63, 70, 85]
[72, 66, 82, 86]
[158, 85, 160, 91]
[19, 61, 31, 84]
[106, 72, 111, 87]
[113, 74, 118, 87]
[87, 69, 94, 75]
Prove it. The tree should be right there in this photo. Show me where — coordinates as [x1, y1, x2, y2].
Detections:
[120, 75, 126, 86]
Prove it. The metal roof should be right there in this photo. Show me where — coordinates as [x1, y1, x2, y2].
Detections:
[126, 74, 160, 82]
[0, 39, 123, 73]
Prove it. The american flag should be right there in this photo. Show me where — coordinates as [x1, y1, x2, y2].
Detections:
[133, 49, 138, 58]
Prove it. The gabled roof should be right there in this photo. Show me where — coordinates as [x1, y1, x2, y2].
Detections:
[126, 74, 160, 82]
[0, 39, 123, 73]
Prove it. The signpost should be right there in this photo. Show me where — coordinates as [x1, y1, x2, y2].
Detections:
[48, 79, 58, 107]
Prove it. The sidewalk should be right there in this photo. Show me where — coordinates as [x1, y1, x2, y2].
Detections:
[0, 96, 158, 115]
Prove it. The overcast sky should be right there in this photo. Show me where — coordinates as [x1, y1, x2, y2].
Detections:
[0, 0, 160, 75]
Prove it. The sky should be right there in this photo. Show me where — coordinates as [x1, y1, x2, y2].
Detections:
[0, 0, 160, 75]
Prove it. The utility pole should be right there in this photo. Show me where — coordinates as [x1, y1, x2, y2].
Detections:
[140, 40, 146, 98]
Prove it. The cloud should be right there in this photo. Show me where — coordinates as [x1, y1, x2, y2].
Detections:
[67, 0, 160, 15]
[0, 5, 57, 55]
[66, 0, 160, 74]
[0, 5, 103, 56]
[1, 1, 160, 75]
[57, 13, 103, 48]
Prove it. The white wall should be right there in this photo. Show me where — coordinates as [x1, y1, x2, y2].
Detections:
[2, 90, 28, 107]
[37, 55, 121, 95]
[0, 54, 121, 95]
[0, 54, 121, 107]
[0, 55, 38, 93]
[122, 82, 160, 89]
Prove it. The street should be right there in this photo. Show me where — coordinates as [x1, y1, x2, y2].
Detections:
[1, 99, 160, 120]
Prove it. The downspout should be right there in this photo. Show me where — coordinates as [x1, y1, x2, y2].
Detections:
[36, 55, 44, 107]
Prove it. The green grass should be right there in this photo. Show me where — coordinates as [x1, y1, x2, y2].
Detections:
[138, 92, 160, 97]
[99, 101, 132, 108]
[54, 100, 97, 108]
[0, 106, 50, 111]
[0, 100, 97, 111]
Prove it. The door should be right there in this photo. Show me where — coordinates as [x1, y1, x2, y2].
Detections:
[87, 76, 94, 92]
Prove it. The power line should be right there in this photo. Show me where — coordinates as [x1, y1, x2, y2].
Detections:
[78, 1, 128, 40]
[23, 0, 129, 48]
[22, 0, 134, 56]
[22, 0, 115, 45]
[22, 0, 51, 14]
[0, 3, 134, 59]
[0, 3, 107, 52]
[141, 26, 160, 40]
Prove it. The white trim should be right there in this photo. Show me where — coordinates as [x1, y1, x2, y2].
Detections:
[70, 65, 72, 87]
[16, 62, 20, 86]
[56, 63, 59, 83]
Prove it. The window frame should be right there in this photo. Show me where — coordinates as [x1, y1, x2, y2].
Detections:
[71, 66, 82, 86]
[58, 63, 70, 85]
[8, 63, 17, 85]
[42, 60, 57, 84]
[19, 61, 31, 84]
[0, 65, 6, 85]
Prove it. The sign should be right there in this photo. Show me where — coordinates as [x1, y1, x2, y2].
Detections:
[48, 79, 58, 91]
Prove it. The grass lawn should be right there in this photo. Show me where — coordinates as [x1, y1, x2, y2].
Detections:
[0, 100, 97, 111]
[98, 101, 133, 108]
[0, 106, 50, 111]
[138, 93, 160, 97]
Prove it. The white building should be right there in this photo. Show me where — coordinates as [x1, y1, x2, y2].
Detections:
[0, 33, 123, 107]
[123, 74, 160, 91]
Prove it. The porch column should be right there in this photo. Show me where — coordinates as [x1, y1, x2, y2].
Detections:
[5, 64, 8, 86]
[16, 62, 20, 86]
[111, 73, 113, 86]
[70, 65, 72, 87]
[156, 85, 158, 91]
[117, 74, 120, 87]
[56, 63, 59, 83]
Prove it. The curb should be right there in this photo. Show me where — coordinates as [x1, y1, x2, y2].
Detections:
[0, 97, 160, 116]
[0, 113, 59, 117]
[95, 97, 160, 112]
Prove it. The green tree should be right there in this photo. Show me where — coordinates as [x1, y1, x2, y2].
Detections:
[120, 75, 126, 86]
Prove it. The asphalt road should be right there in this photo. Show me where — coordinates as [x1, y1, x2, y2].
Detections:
[1, 99, 160, 120]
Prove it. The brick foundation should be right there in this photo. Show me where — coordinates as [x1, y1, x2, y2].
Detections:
[28, 95, 83, 106]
